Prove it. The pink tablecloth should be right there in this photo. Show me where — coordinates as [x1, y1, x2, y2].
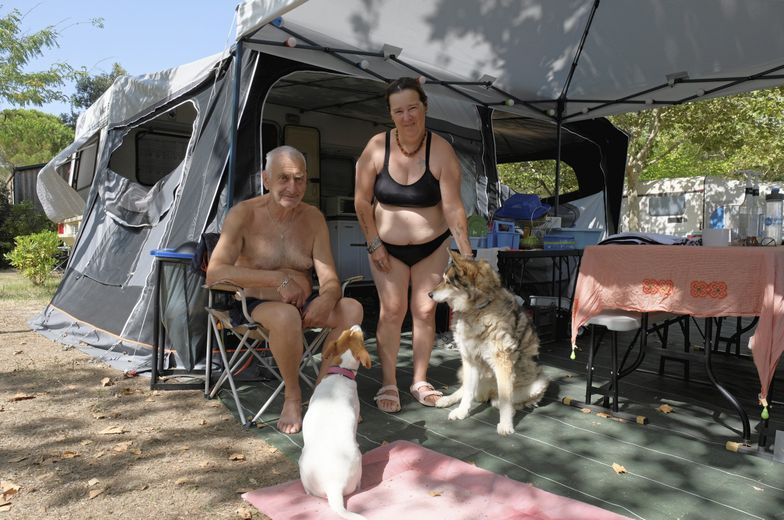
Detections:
[570, 245, 784, 402]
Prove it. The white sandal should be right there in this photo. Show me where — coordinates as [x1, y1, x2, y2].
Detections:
[410, 381, 443, 407]
[374, 385, 401, 413]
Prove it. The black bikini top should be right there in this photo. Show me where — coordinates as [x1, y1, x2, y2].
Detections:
[373, 130, 441, 208]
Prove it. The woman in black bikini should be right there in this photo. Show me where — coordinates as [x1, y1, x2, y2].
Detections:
[355, 77, 473, 412]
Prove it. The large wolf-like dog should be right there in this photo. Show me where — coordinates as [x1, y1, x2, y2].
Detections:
[430, 250, 548, 436]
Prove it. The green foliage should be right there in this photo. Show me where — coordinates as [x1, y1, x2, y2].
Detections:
[0, 109, 73, 171]
[497, 160, 578, 198]
[610, 86, 784, 184]
[4, 230, 60, 285]
[0, 187, 55, 268]
[0, 7, 103, 106]
[61, 63, 127, 128]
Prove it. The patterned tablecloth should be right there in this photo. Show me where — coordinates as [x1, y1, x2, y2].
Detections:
[570, 245, 784, 403]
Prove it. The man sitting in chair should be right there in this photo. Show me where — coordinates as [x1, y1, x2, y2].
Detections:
[206, 145, 364, 433]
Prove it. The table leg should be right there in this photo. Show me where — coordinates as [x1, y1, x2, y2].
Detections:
[704, 318, 751, 444]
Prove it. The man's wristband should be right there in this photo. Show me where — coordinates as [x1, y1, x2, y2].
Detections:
[366, 236, 382, 254]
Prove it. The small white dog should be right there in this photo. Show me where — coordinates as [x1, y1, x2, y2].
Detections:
[299, 325, 371, 520]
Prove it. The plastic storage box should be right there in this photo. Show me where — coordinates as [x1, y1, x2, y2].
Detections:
[488, 220, 520, 249]
[544, 228, 603, 249]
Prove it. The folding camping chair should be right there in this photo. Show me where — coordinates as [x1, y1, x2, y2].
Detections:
[203, 276, 363, 427]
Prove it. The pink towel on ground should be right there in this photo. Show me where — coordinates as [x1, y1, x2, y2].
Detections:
[243, 440, 629, 520]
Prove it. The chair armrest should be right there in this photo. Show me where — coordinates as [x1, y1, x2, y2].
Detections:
[205, 282, 256, 324]
[340, 275, 364, 295]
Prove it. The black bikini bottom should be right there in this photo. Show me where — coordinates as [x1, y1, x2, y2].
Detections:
[382, 229, 451, 268]
[229, 291, 318, 326]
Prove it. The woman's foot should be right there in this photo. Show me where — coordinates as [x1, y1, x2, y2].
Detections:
[410, 381, 443, 407]
[277, 397, 302, 433]
[374, 385, 401, 413]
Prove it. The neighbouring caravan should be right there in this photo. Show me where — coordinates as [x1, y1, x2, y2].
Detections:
[621, 175, 779, 236]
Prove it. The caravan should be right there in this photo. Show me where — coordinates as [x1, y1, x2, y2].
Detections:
[621, 175, 777, 238]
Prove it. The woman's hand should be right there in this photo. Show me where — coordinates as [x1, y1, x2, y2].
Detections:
[370, 244, 391, 273]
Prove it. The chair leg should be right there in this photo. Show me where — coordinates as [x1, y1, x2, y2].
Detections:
[585, 325, 598, 403]
[610, 330, 619, 412]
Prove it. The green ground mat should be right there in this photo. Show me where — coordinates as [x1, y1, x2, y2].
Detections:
[216, 329, 784, 520]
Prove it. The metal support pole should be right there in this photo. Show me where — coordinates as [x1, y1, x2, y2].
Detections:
[226, 40, 244, 212]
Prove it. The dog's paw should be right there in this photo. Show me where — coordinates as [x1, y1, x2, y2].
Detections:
[448, 408, 469, 421]
[497, 422, 515, 436]
[435, 396, 454, 408]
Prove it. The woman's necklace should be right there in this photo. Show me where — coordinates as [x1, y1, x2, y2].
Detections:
[265, 203, 289, 240]
[395, 128, 426, 157]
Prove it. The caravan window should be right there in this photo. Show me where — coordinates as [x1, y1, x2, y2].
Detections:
[109, 101, 196, 186]
[648, 194, 686, 217]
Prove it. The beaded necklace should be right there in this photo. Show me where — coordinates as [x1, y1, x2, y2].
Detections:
[394, 128, 426, 157]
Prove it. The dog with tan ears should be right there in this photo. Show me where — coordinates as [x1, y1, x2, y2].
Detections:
[298, 325, 371, 520]
[430, 250, 549, 436]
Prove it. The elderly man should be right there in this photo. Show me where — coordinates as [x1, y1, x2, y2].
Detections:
[206, 145, 363, 433]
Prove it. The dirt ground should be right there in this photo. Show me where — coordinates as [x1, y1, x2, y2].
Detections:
[0, 272, 298, 519]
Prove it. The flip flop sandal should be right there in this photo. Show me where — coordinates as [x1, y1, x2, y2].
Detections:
[374, 384, 401, 413]
[410, 381, 443, 407]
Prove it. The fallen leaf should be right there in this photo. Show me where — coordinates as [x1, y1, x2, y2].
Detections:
[130, 448, 142, 456]
[175, 477, 192, 486]
[62, 450, 80, 458]
[99, 425, 126, 435]
[9, 393, 35, 402]
[100, 377, 114, 387]
[93, 451, 105, 459]
[13, 350, 22, 355]
[112, 441, 133, 452]
[657, 403, 674, 414]
[596, 412, 610, 418]
[92, 413, 106, 420]
[229, 453, 246, 461]
[1, 480, 20, 501]
[87, 479, 100, 487]
[428, 490, 442, 497]
[80, 439, 94, 446]
[612, 463, 627, 474]
[580, 407, 591, 414]
[138, 484, 148, 491]
[236, 507, 253, 519]
[7, 456, 27, 463]
[88, 488, 105, 499]
[199, 419, 208, 425]
[752, 485, 764, 492]
[0, 503, 11, 512]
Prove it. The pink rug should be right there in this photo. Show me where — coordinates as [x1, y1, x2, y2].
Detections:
[243, 440, 629, 520]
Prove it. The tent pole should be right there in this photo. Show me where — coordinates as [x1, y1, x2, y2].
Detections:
[554, 98, 564, 217]
[227, 40, 244, 211]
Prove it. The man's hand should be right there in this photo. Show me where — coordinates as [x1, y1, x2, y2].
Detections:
[277, 273, 308, 307]
[301, 295, 336, 328]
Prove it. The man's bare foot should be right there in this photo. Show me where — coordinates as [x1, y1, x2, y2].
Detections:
[277, 398, 302, 434]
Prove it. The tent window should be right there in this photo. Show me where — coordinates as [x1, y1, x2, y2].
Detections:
[108, 101, 196, 186]
[648, 194, 686, 217]
[75, 140, 99, 194]
[135, 131, 190, 186]
[497, 160, 578, 199]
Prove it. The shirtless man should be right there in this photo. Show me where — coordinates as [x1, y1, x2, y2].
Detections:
[206, 145, 363, 433]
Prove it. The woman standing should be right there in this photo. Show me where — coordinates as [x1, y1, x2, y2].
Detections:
[355, 77, 473, 412]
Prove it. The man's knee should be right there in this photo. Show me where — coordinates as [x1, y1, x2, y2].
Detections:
[337, 297, 363, 323]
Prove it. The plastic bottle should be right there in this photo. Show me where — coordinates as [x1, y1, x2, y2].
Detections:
[738, 182, 755, 242]
[764, 188, 783, 245]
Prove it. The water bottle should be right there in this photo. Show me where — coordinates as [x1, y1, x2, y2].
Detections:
[764, 188, 784, 245]
[752, 187, 761, 239]
[738, 184, 755, 242]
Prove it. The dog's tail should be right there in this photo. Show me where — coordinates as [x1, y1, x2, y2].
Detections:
[325, 485, 367, 520]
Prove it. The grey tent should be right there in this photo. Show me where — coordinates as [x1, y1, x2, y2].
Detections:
[33, 0, 784, 370]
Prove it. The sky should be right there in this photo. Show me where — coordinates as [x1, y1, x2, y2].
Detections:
[2, 1, 241, 116]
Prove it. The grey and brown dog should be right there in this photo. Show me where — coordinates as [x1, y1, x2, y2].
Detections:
[430, 250, 549, 436]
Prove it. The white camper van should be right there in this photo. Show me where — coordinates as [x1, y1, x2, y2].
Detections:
[621, 174, 777, 237]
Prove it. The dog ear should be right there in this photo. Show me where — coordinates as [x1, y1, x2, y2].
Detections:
[357, 349, 372, 369]
[322, 340, 339, 362]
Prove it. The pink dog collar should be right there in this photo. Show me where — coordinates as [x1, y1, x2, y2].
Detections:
[327, 366, 356, 380]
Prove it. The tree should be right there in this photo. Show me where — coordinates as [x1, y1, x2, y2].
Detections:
[61, 62, 127, 128]
[0, 109, 73, 177]
[0, 6, 103, 106]
[609, 87, 784, 229]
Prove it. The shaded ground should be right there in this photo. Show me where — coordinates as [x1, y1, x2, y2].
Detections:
[0, 271, 297, 519]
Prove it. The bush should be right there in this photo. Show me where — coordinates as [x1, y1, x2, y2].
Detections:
[0, 184, 55, 268]
[4, 230, 61, 285]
